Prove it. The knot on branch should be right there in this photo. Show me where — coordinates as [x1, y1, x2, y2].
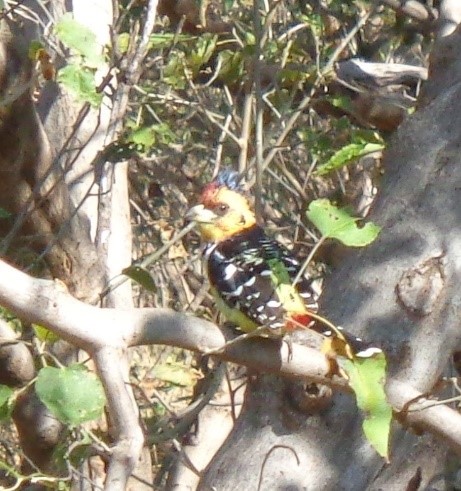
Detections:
[396, 255, 445, 316]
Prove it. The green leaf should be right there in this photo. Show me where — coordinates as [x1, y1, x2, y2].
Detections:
[329, 95, 352, 111]
[342, 353, 392, 460]
[33, 324, 60, 343]
[306, 199, 380, 247]
[117, 33, 130, 54]
[216, 50, 244, 85]
[315, 142, 384, 176]
[189, 34, 218, 74]
[149, 33, 193, 49]
[127, 124, 176, 149]
[0, 385, 14, 420]
[223, 0, 235, 11]
[36, 365, 106, 425]
[57, 65, 102, 107]
[122, 265, 157, 292]
[0, 207, 11, 218]
[128, 127, 156, 148]
[55, 14, 105, 68]
[28, 40, 44, 60]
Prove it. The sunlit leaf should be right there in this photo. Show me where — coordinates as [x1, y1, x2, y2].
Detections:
[117, 33, 130, 54]
[55, 14, 104, 68]
[33, 324, 60, 343]
[57, 65, 102, 107]
[189, 34, 218, 74]
[128, 127, 156, 148]
[306, 199, 380, 246]
[36, 365, 106, 425]
[150, 33, 193, 49]
[342, 353, 392, 460]
[316, 142, 384, 176]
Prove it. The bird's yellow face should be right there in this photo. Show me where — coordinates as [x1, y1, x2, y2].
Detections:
[187, 185, 256, 242]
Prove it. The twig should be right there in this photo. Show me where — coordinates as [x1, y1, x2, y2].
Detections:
[238, 93, 254, 174]
[258, 445, 300, 491]
[100, 221, 196, 300]
[253, 0, 265, 221]
[260, 5, 376, 173]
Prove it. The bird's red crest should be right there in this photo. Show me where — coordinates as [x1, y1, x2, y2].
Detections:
[199, 182, 220, 207]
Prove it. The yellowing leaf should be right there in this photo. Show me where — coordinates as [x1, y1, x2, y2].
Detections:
[151, 363, 198, 387]
[307, 199, 380, 247]
[342, 353, 392, 460]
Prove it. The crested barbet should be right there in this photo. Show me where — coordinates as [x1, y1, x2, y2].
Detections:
[187, 169, 378, 357]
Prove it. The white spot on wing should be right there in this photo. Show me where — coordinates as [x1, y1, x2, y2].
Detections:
[244, 276, 256, 287]
[267, 300, 281, 308]
[229, 285, 243, 296]
[260, 270, 272, 276]
[224, 264, 238, 280]
[355, 347, 382, 358]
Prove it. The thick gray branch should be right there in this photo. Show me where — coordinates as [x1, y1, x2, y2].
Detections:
[1, 257, 461, 468]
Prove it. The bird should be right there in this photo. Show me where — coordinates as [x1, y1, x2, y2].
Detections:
[186, 169, 379, 358]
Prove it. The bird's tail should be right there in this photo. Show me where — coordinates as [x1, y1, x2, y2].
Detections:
[289, 313, 381, 359]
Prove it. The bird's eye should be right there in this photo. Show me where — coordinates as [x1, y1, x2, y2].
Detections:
[215, 203, 229, 215]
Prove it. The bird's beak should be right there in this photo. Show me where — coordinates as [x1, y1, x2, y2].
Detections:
[185, 204, 217, 223]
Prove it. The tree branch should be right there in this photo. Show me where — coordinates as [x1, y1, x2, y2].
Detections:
[1, 257, 461, 481]
[94, 347, 144, 490]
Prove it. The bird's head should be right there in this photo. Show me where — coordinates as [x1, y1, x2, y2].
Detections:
[187, 169, 256, 242]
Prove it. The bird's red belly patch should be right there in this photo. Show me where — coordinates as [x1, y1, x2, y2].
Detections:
[285, 313, 312, 331]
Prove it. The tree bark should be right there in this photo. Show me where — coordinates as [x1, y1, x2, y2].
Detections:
[0, 2, 154, 486]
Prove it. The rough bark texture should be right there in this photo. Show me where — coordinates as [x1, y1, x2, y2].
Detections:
[0, 17, 104, 301]
[199, 26, 461, 491]
[0, 3, 140, 483]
